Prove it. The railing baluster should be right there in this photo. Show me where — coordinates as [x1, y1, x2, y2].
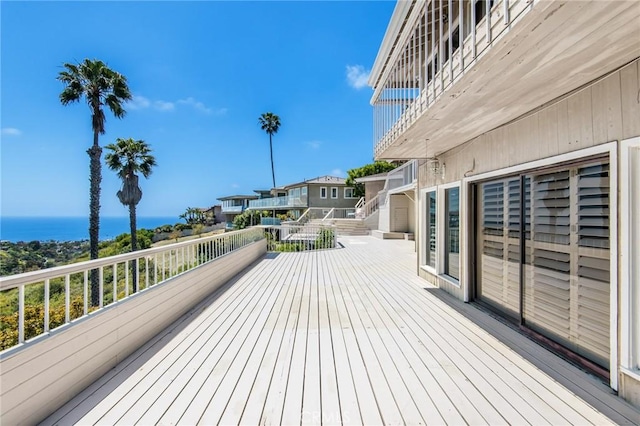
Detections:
[162, 252, 166, 281]
[487, 0, 492, 44]
[504, 0, 510, 25]
[18, 285, 24, 344]
[125, 260, 129, 297]
[99, 267, 104, 308]
[472, 0, 476, 58]
[65, 274, 70, 323]
[460, 0, 464, 72]
[83, 270, 88, 315]
[44, 278, 50, 332]
[448, 0, 453, 84]
[113, 263, 118, 303]
[145, 257, 149, 289]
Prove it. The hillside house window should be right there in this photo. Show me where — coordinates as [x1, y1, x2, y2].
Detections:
[331, 187, 338, 199]
[320, 187, 327, 199]
[344, 187, 357, 199]
[425, 190, 437, 269]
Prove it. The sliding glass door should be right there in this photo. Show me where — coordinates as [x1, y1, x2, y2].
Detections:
[475, 158, 610, 368]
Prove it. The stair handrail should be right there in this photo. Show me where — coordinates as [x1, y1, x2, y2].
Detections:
[295, 208, 311, 224]
[322, 208, 335, 222]
[359, 194, 380, 219]
[354, 196, 365, 209]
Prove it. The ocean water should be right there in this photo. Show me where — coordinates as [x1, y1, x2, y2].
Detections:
[0, 217, 179, 242]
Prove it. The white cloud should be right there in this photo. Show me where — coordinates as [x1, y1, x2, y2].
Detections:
[127, 94, 225, 115]
[126, 95, 151, 110]
[306, 140, 322, 150]
[154, 100, 175, 112]
[178, 97, 213, 114]
[1, 127, 22, 136]
[330, 168, 346, 177]
[346, 65, 370, 90]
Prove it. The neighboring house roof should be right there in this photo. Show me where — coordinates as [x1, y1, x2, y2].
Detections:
[282, 175, 346, 189]
[354, 171, 390, 183]
[217, 195, 259, 201]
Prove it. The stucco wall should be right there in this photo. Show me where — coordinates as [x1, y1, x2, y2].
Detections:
[308, 184, 358, 209]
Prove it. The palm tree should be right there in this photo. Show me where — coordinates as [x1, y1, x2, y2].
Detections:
[258, 112, 281, 188]
[58, 59, 132, 306]
[105, 138, 156, 292]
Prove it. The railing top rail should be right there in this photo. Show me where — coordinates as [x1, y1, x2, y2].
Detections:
[0, 227, 262, 290]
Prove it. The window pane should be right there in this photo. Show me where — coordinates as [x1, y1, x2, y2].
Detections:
[445, 187, 460, 280]
[425, 191, 436, 268]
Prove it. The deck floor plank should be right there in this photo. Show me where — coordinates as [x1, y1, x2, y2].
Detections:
[44, 237, 640, 426]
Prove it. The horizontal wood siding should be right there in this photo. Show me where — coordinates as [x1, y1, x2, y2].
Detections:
[0, 240, 266, 425]
[417, 58, 639, 301]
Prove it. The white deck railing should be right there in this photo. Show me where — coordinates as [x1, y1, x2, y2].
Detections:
[264, 223, 337, 251]
[247, 195, 307, 210]
[356, 194, 380, 219]
[0, 227, 264, 352]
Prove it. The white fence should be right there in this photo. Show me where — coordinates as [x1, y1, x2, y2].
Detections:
[0, 227, 264, 353]
[264, 223, 337, 252]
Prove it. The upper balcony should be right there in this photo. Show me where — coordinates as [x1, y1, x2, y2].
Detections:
[370, 0, 640, 160]
[247, 195, 307, 210]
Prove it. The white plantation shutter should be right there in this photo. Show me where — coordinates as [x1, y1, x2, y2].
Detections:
[525, 160, 610, 367]
[477, 159, 610, 368]
[478, 180, 519, 316]
[575, 162, 610, 366]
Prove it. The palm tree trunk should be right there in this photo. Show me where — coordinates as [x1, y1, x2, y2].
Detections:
[269, 133, 275, 188]
[129, 202, 138, 292]
[88, 131, 102, 307]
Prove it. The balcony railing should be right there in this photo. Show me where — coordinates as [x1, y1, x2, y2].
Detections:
[221, 205, 244, 213]
[264, 223, 336, 252]
[247, 195, 307, 210]
[372, 0, 533, 157]
[0, 227, 265, 353]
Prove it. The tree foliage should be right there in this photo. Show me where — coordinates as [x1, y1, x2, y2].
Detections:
[58, 58, 132, 306]
[258, 112, 281, 188]
[233, 210, 271, 229]
[345, 161, 399, 197]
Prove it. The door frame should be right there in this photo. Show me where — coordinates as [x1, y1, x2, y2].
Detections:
[463, 142, 618, 390]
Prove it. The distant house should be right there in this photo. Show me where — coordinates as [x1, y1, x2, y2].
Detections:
[247, 175, 359, 218]
[201, 205, 222, 224]
[217, 195, 258, 229]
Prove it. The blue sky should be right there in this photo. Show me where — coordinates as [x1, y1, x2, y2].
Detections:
[1, 0, 395, 218]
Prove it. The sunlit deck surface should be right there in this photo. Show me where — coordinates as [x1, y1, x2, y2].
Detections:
[43, 237, 639, 425]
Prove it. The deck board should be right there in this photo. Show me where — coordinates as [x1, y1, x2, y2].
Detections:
[44, 237, 640, 426]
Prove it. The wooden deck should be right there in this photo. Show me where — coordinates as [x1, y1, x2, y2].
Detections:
[43, 237, 640, 425]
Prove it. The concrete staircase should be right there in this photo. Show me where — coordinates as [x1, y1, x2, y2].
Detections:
[309, 219, 370, 236]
